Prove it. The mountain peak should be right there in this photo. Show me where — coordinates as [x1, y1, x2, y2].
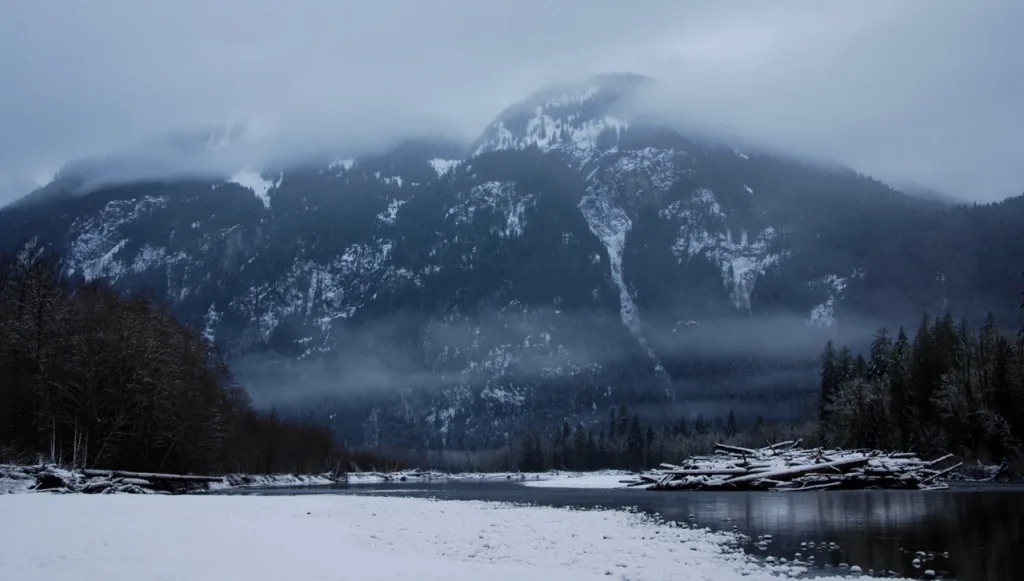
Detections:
[513, 73, 651, 112]
[470, 73, 651, 163]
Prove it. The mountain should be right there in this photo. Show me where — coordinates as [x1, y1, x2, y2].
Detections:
[3, 73, 1022, 450]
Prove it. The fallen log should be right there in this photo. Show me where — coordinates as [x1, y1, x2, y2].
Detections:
[721, 456, 870, 487]
[82, 469, 224, 483]
[714, 443, 758, 456]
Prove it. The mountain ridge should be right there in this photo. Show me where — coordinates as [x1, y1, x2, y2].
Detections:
[2, 73, 1021, 450]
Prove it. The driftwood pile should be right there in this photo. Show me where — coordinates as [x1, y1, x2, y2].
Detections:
[625, 441, 961, 491]
[2, 464, 224, 494]
[3, 464, 355, 494]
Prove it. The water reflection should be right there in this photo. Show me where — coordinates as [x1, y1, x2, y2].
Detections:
[666, 487, 1022, 581]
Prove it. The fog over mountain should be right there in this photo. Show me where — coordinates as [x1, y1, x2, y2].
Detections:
[2, 0, 1023, 205]
[3, 1, 1024, 450]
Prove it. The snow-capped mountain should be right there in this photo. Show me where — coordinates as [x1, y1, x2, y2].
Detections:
[3, 74, 1020, 449]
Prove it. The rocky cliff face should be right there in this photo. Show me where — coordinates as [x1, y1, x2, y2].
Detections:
[3, 73, 1020, 449]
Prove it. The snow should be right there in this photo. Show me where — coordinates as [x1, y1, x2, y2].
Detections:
[447, 181, 533, 238]
[229, 170, 280, 209]
[214, 473, 340, 489]
[67, 197, 169, 282]
[475, 115, 628, 167]
[660, 188, 782, 311]
[230, 234, 405, 344]
[201, 303, 221, 342]
[744, 184, 754, 194]
[0, 494, 884, 581]
[578, 192, 636, 334]
[0, 466, 36, 494]
[808, 274, 848, 328]
[429, 158, 460, 177]
[376, 198, 407, 226]
[521, 471, 636, 489]
[329, 158, 355, 172]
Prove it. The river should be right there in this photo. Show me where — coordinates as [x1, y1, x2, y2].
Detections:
[220, 480, 1023, 581]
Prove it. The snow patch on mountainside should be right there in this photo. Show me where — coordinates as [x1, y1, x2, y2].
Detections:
[203, 304, 222, 342]
[582, 147, 685, 333]
[376, 199, 407, 226]
[130, 245, 166, 273]
[429, 158, 460, 177]
[471, 79, 643, 167]
[67, 197, 170, 282]
[447, 181, 533, 238]
[329, 158, 355, 173]
[603, 147, 684, 197]
[578, 193, 636, 333]
[229, 170, 280, 209]
[231, 237, 398, 344]
[475, 115, 628, 167]
[808, 274, 848, 328]
[661, 188, 782, 311]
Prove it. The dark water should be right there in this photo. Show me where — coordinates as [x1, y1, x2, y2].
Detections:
[219, 480, 1023, 581]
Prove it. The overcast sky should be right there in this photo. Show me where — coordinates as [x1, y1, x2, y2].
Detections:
[1, 0, 1022, 205]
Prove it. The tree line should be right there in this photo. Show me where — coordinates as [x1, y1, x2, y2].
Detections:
[0, 250, 395, 475]
[819, 311, 1024, 469]
[507, 403, 815, 473]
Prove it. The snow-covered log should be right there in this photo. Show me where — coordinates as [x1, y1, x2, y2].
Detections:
[83, 469, 224, 482]
[624, 443, 960, 491]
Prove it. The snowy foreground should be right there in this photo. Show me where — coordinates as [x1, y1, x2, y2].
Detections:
[0, 494, 889, 581]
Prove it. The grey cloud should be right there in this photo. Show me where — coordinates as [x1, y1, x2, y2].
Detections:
[1, 1, 1021, 204]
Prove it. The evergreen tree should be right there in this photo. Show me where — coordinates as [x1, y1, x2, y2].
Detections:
[867, 328, 893, 381]
[819, 340, 839, 424]
[726, 410, 738, 437]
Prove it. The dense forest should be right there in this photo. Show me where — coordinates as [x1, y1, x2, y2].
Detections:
[0, 250, 395, 475]
[493, 310, 1024, 476]
[415, 403, 816, 474]
[819, 311, 1024, 470]
[513, 404, 816, 473]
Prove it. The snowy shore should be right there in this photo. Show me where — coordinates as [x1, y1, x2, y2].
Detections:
[1, 464, 639, 494]
[0, 493, 891, 581]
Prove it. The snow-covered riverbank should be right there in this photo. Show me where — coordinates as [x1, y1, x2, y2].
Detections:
[2, 464, 636, 494]
[0, 493, 894, 581]
[1, 464, 349, 494]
